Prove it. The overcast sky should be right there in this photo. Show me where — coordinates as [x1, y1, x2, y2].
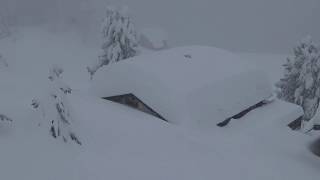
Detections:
[1, 0, 320, 53]
[108, 0, 320, 53]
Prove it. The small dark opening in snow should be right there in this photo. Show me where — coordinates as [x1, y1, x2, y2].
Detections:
[288, 116, 303, 130]
[103, 94, 168, 122]
[309, 137, 320, 158]
[217, 100, 267, 127]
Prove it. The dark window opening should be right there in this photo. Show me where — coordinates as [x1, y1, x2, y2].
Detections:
[103, 94, 167, 122]
[288, 116, 303, 130]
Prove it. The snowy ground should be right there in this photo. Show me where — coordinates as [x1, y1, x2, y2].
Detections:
[0, 27, 320, 180]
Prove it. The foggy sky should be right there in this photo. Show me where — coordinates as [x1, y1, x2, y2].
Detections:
[1, 0, 320, 53]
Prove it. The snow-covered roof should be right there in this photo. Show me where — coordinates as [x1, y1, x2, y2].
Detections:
[91, 46, 273, 127]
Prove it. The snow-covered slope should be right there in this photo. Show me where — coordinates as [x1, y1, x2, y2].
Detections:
[0, 27, 319, 180]
[71, 95, 317, 180]
[1, 90, 316, 180]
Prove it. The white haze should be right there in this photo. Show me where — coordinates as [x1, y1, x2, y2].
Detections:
[0, 0, 319, 53]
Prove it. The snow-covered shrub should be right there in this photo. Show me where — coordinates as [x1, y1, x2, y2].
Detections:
[0, 53, 8, 68]
[87, 6, 139, 78]
[32, 66, 81, 145]
[0, 114, 12, 122]
[276, 36, 320, 129]
[0, 14, 10, 39]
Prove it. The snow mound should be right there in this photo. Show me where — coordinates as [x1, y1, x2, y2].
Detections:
[0, 91, 314, 180]
[71, 95, 315, 180]
[91, 46, 273, 126]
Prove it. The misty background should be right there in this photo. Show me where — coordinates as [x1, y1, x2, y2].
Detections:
[1, 0, 319, 53]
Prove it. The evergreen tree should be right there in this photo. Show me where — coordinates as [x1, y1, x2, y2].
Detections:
[87, 6, 138, 78]
[32, 66, 81, 145]
[277, 36, 320, 130]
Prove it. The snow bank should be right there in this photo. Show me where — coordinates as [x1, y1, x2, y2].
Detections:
[91, 46, 273, 126]
[0, 91, 313, 180]
[70, 94, 317, 180]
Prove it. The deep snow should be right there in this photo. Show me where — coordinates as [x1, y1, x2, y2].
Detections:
[91, 46, 273, 126]
[0, 27, 319, 180]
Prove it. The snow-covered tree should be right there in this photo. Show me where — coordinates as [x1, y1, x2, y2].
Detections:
[276, 36, 320, 130]
[32, 66, 81, 145]
[87, 6, 139, 78]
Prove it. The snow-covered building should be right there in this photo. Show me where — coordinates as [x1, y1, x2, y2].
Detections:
[91, 46, 302, 128]
[139, 28, 168, 50]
